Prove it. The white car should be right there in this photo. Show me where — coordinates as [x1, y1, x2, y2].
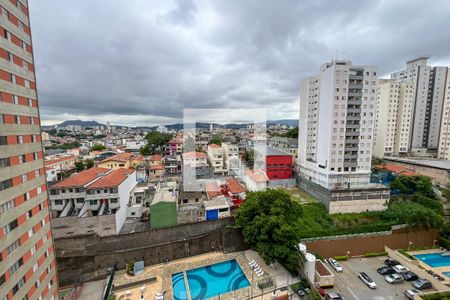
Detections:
[385, 273, 404, 284]
[358, 272, 377, 289]
[404, 289, 421, 300]
[392, 264, 409, 273]
[327, 258, 343, 272]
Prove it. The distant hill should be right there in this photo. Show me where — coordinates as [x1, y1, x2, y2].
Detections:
[44, 119, 298, 131]
[57, 120, 105, 127]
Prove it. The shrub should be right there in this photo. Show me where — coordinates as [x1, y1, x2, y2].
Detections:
[364, 252, 387, 257]
[398, 249, 417, 260]
[439, 237, 450, 249]
[334, 255, 348, 261]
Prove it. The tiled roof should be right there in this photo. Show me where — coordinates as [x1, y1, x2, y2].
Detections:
[87, 168, 134, 189]
[226, 178, 246, 194]
[374, 164, 416, 176]
[52, 167, 110, 188]
[148, 164, 165, 171]
[99, 152, 134, 163]
[150, 154, 163, 161]
[45, 155, 77, 166]
[245, 169, 269, 182]
[205, 182, 222, 198]
[208, 144, 220, 148]
[182, 151, 206, 159]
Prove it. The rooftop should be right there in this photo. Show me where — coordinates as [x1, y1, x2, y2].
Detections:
[45, 155, 77, 166]
[245, 169, 269, 182]
[226, 178, 246, 194]
[87, 168, 134, 189]
[203, 197, 232, 210]
[208, 144, 221, 149]
[253, 145, 290, 156]
[99, 152, 134, 163]
[374, 164, 416, 176]
[52, 167, 110, 188]
[205, 182, 222, 198]
[182, 151, 207, 159]
[149, 154, 162, 161]
[383, 157, 450, 171]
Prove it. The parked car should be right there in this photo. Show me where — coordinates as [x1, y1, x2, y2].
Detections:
[404, 289, 421, 300]
[377, 266, 396, 275]
[412, 278, 432, 290]
[327, 258, 343, 272]
[358, 272, 377, 289]
[385, 273, 404, 284]
[325, 292, 344, 300]
[402, 271, 418, 282]
[384, 258, 400, 267]
[392, 264, 409, 273]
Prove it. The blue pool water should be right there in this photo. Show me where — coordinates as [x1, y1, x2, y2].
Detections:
[443, 271, 450, 278]
[172, 272, 188, 300]
[414, 252, 450, 268]
[172, 259, 250, 300]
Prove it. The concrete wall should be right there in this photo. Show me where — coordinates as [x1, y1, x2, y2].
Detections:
[302, 227, 438, 258]
[51, 214, 117, 238]
[54, 217, 245, 285]
[383, 158, 450, 185]
[116, 171, 138, 233]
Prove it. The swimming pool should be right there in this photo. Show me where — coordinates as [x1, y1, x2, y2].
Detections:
[172, 272, 189, 300]
[443, 271, 450, 278]
[414, 252, 450, 268]
[172, 259, 251, 300]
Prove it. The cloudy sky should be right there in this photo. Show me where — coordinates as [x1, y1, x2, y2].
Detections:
[30, 0, 450, 126]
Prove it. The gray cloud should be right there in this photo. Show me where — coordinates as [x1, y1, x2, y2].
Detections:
[29, 0, 450, 126]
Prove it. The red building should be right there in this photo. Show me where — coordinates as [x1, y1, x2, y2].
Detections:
[254, 146, 293, 180]
[222, 178, 246, 208]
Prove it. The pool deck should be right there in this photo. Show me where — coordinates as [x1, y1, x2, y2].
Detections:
[111, 250, 293, 300]
[409, 249, 450, 284]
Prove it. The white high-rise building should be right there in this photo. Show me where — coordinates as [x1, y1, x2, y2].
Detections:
[298, 60, 378, 190]
[373, 80, 416, 157]
[391, 57, 449, 155]
[437, 73, 450, 160]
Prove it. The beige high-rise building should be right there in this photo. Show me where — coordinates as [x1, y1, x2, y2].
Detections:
[391, 57, 449, 155]
[373, 80, 415, 158]
[437, 74, 450, 160]
[0, 1, 59, 299]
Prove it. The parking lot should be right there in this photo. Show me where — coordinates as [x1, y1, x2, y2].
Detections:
[323, 256, 435, 300]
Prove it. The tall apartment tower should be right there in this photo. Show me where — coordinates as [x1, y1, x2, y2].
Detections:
[298, 60, 378, 190]
[0, 1, 59, 300]
[391, 57, 449, 155]
[437, 73, 450, 160]
[372, 80, 416, 157]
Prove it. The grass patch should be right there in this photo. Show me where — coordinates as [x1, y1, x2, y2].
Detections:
[398, 249, 417, 260]
[364, 252, 387, 257]
[334, 255, 348, 261]
[283, 187, 317, 203]
[421, 291, 450, 300]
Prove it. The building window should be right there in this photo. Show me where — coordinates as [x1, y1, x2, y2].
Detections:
[21, 174, 27, 182]
[0, 178, 12, 191]
[15, 115, 20, 124]
[28, 98, 33, 107]
[89, 200, 98, 206]
[17, 135, 24, 144]
[13, 95, 19, 104]
[0, 199, 14, 216]
[0, 136, 7, 145]
[3, 218, 18, 235]
[0, 157, 10, 168]
[10, 74, 16, 84]
[6, 239, 20, 255]
[12, 277, 25, 295]
[24, 80, 30, 88]
[54, 200, 63, 205]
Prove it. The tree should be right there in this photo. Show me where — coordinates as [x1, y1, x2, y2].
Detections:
[90, 144, 106, 151]
[210, 134, 223, 145]
[284, 127, 299, 139]
[75, 160, 85, 172]
[390, 175, 434, 198]
[143, 131, 172, 155]
[235, 189, 304, 273]
[84, 159, 95, 169]
[244, 149, 254, 164]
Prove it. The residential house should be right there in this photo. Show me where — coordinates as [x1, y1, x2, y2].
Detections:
[207, 144, 227, 175]
[182, 151, 212, 179]
[244, 169, 269, 192]
[254, 145, 293, 180]
[45, 155, 77, 181]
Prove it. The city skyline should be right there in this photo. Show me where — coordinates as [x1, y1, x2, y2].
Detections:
[29, 0, 450, 126]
